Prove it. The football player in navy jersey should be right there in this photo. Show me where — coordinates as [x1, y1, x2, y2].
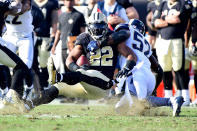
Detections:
[185, 0, 197, 106]
[0, 0, 33, 111]
[146, 0, 163, 96]
[26, 12, 137, 108]
[32, 0, 59, 89]
[152, 0, 192, 105]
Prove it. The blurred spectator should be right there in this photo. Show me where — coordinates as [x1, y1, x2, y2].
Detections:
[92, 0, 129, 30]
[85, 0, 97, 19]
[146, 0, 162, 96]
[51, 0, 86, 72]
[31, 5, 44, 74]
[152, 0, 192, 106]
[185, 0, 197, 106]
[32, 0, 59, 89]
[146, 0, 161, 51]
[116, 0, 139, 19]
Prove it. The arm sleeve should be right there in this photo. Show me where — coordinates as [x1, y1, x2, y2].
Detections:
[75, 33, 87, 46]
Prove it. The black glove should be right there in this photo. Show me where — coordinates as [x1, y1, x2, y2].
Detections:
[80, 64, 90, 70]
[116, 60, 136, 78]
[87, 40, 99, 52]
[191, 44, 197, 56]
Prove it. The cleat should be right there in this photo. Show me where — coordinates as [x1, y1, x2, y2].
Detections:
[23, 99, 35, 111]
[0, 88, 9, 100]
[47, 57, 57, 85]
[190, 98, 197, 107]
[1, 89, 31, 113]
[170, 96, 184, 117]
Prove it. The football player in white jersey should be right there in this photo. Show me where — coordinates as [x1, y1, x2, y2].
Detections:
[114, 19, 184, 117]
[1, 0, 34, 99]
[3, 0, 34, 68]
[0, 0, 33, 112]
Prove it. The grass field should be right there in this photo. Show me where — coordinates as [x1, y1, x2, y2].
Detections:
[0, 103, 197, 131]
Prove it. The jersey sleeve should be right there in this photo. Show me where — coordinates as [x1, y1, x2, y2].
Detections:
[75, 33, 89, 46]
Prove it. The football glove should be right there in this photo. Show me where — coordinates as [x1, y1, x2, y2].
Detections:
[87, 40, 99, 52]
[80, 64, 90, 70]
[116, 60, 136, 78]
[191, 44, 197, 56]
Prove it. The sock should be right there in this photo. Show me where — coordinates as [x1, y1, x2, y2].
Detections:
[165, 90, 173, 98]
[163, 71, 173, 90]
[175, 90, 182, 97]
[182, 89, 190, 104]
[174, 70, 185, 90]
[10, 69, 25, 97]
[146, 96, 171, 107]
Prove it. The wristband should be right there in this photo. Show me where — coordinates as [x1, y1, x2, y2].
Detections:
[125, 60, 136, 70]
[68, 62, 80, 72]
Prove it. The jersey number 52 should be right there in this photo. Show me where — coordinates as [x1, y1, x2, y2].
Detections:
[132, 31, 150, 57]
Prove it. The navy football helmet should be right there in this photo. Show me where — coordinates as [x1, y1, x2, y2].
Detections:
[114, 23, 130, 32]
[129, 19, 145, 35]
[87, 12, 108, 41]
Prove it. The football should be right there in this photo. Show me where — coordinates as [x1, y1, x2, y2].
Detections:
[76, 55, 90, 66]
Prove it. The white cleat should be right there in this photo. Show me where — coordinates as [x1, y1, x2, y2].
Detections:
[170, 96, 184, 117]
[47, 57, 56, 85]
[0, 89, 30, 113]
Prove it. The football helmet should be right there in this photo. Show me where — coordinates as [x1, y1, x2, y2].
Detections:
[129, 19, 145, 35]
[87, 12, 108, 41]
[114, 23, 130, 32]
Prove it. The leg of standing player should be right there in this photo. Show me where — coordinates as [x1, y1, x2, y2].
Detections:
[156, 38, 173, 98]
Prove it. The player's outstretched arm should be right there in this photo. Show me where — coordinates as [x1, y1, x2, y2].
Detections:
[116, 42, 137, 78]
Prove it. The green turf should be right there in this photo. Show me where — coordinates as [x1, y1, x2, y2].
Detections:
[0, 105, 197, 131]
